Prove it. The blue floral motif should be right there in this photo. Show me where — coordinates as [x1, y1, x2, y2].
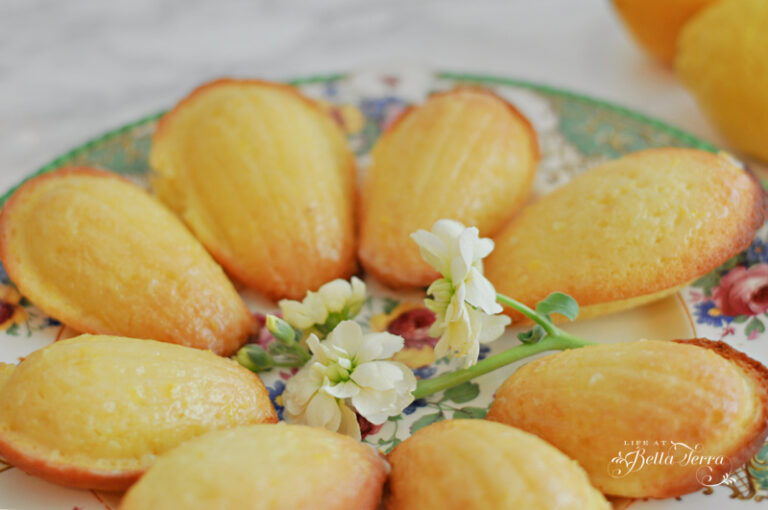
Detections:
[359, 97, 406, 126]
[43, 317, 61, 328]
[746, 239, 768, 265]
[403, 398, 428, 415]
[267, 380, 286, 421]
[323, 81, 339, 98]
[413, 365, 437, 380]
[694, 301, 733, 328]
[478, 344, 491, 361]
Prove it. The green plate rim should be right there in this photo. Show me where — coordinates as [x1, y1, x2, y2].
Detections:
[0, 71, 718, 206]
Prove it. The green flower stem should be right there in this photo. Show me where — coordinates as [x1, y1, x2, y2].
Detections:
[413, 335, 582, 399]
[271, 345, 312, 368]
[496, 294, 553, 337]
[295, 344, 312, 363]
[496, 293, 590, 346]
[412, 293, 594, 400]
[274, 359, 306, 368]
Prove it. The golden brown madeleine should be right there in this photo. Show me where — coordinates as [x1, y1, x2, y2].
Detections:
[0, 362, 13, 386]
[359, 88, 539, 288]
[0, 167, 252, 355]
[386, 419, 609, 510]
[676, 0, 768, 162]
[0, 335, 277, 491]
[612, 0, 717, 66]
[486, 148, 767, 322]
[150, 79, 356, 300]
[120, 425, 387, 510]
[486, 339, 768, 498]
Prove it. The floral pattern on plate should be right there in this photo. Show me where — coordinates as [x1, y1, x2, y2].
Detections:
[0, 70, 766, 509]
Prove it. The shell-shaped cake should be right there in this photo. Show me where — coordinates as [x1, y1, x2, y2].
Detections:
[0, 363, 13, 386]
[0, 167, 252, 355]
[150, 79, 357, 300]
[120, 425, 388, 510]
[485, 148, 767, 321]
[486, 339, 768, 498]
[386, 419, 609, 510]
[677, 0, 768, 162]
[612, 0, 717, 66]
[0, 335, 277, 491]
[359, 87, 539, 288]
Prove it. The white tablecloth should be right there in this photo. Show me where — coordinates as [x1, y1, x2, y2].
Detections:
[0, 0, 761, 193]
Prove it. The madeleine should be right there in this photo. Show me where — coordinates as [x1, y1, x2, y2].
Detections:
[0, 167, 252, 355]
[486, 148, 766, 322]
[386, 419, 609, 510]
[612, 0, 717, 66]
[150, 79, 356, 300]
[120, 425, 387, 510]
[0, 335, 277, 491]
[486, 339, 768, 498]
[359, 87, 539, 288]
[677, 0, 768, 162]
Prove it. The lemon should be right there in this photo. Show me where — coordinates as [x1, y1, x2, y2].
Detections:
[613, 0, 718, 66]
[677, 0, 768, 162]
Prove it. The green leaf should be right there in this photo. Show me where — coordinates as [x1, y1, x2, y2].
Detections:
[535, 292, 579, 321]
[5, 323, 18, 337]
[443, 382, 480, 404]
[410, 412, 442, 433]
[452, 406, 487, 419]
[733, 315, 749, 324]
[518, 325, 545, 344]
[745, 318, 765, 337]
[719, 255, 744, 272]
[693, 273, 719, 296]
[385, 438, 401, 453]
[383, 297, 400, 315]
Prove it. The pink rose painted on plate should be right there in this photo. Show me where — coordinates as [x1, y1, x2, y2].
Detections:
[712, 264, 768, 317]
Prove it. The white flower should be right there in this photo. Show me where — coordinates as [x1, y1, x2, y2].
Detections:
[279, 277, 366, 336]
[411, 219, 501, 314]
[412, 219, 510, 367]
[427, 296, 511, 365]
[282, 320, 416, 439]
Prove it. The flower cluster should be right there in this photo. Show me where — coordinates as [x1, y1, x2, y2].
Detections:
[241, 219, 520, 439]
[282, 320, 416, 439]
[279, 277, 366, 338]
[411, 219, 510, 367]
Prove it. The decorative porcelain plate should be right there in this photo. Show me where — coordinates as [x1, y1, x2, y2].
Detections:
[0, 71, 766, 510]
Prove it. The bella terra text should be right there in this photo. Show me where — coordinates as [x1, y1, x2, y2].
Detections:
[609, 440, 729, 484]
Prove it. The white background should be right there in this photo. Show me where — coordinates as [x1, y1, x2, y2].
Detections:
[0, 0, 760, 195]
